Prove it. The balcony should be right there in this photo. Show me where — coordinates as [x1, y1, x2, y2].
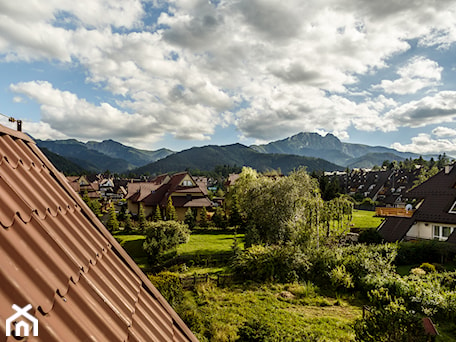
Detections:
[375, 207, 415, 218]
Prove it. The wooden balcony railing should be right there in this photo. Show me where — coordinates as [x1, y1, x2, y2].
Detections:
[375, 207, 415, 218]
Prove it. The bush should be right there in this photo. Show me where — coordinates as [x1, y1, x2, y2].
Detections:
[143, 220, 190, 264]
[354, 294, 427, 342]
[419, 262, 436, 273]
[148, 271, 183, 307]
[231, 245, 311, 283]
[396, 240, 442, 265]
[357, 229, 383, 244]
[329, 264, 354, 290]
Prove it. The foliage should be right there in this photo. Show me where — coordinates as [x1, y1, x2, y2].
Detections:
[148, 271, 184, 307]
[233, 167, 352, 247]
[329, 264, 354, 290]
[123, 212, 133, 234]
[184, 208, 196, 229]
[419, 262, 436, 273]
[358, 229, 383, 244]
[199, 207, 208, 227]
[212, 207, 227, 228]
[395, 240, 453, 265]
[412, 165, 439, 189]
[138, 203, 147, 233]
[152, 204, 162, 222]
[105, 202, 119, 232]
[228, 194, 243, 227]
[165, 197, 177, 221]
[231, 245, 311, 283]
[82, 191, 102, 217]
[354, 290, 427, 342]
[143, 220, 190, 264]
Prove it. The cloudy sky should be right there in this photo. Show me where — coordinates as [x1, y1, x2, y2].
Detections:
[1, 0, 456, 155]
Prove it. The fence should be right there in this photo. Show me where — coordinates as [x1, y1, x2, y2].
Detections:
[179, 274, 235, 288]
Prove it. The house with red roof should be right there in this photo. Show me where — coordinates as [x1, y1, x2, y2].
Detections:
[378, 165, 456, 244]
[126, 172, 213, 221]
[0, 123, 198, 341]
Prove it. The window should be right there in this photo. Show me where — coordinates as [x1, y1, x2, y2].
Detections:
[449, 200, 456, 214]
[182, 180, 193, 187]
[433, 225, 455, 241]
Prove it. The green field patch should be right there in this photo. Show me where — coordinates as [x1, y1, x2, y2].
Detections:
[177, 230, 244, 257]
[178, 283, 362, 342]
[350, 209, 384, 230]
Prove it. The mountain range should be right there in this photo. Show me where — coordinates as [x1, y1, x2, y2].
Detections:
[36, 132, 425, 175]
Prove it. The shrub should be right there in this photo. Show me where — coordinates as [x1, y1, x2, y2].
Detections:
[396, 241, 441, 265]
[329, 264, 354, 290]
[148, 271, 183, 307]
[143, 220, 190, 264]
[231, 245, 311, 283]
[357, 228, 383, 244]
[354, 292, 427, 342]
[419, 262, 436, 273]
[410, 268, 426, 276]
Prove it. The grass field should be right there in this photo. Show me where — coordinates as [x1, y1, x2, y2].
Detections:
[350, 209, 384, 230]
[178, 282, 362, 341]
[177, 230, 244, 256]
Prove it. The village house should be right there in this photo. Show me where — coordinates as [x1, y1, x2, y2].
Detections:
[327, 168, 421, 207]
[378, 165, 456, 243]
[126, 171, 213, 221]
[0, 123, 197, 341]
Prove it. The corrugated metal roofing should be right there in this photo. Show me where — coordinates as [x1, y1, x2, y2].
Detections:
[0, 124, 198, 341]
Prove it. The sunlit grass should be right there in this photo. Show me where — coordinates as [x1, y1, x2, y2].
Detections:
[350, 209, 384, 230]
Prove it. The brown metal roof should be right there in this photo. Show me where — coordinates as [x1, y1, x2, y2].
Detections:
[0, 124, 198, 341]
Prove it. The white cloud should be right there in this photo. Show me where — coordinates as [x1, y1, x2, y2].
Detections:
[432, 126, 456, 138]
[383, 91, 456, 128]
[3, 0, 456, 147]
[392, 133, 456, 155]
[373, 57, 442, 95]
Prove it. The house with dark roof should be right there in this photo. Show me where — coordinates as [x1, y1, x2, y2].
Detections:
[0, 123, 198, 341]
[126, 172, 212, 221]
[378, 165, 456, 244]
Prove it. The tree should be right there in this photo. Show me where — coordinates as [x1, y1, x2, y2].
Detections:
[152, 204, 162, 222]
[123, 212, 133, 234]
[199, 206, 208, 227]
[143, 221, 190, 264]
[184, 208, 196, 229]
[105, 203, 119, 232]
[138, 203, 147, 233]
[228, 194, 243, 227]
[233, 167, 322, 246]
[412, 165, 439, 189]
[212, 207, 227, 228]
[165, 197, 177, 221]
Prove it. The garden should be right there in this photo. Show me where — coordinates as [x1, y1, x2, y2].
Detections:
[108, 167, 456, 341]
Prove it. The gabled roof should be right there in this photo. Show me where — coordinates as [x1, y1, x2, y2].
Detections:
[407, 165, 456, 228]
[377, 217, 414, 242]
[379, 165, 456, 243]
[128, 172, 210, 209]
[0, 124, 197, 341]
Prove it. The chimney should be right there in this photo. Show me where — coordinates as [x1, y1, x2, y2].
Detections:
[445, 165, 453, 174]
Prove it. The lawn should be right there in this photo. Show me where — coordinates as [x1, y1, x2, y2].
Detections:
[178, 282, 362, 342]
[177, 230, 244, 257]
[350, 209, 384, 230]
[115, 230, 243, 270]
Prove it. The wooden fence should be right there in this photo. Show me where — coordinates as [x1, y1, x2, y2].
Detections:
[179, 274, 235, 288]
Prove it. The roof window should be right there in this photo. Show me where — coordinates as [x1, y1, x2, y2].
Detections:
[449, 200, 456, 214]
